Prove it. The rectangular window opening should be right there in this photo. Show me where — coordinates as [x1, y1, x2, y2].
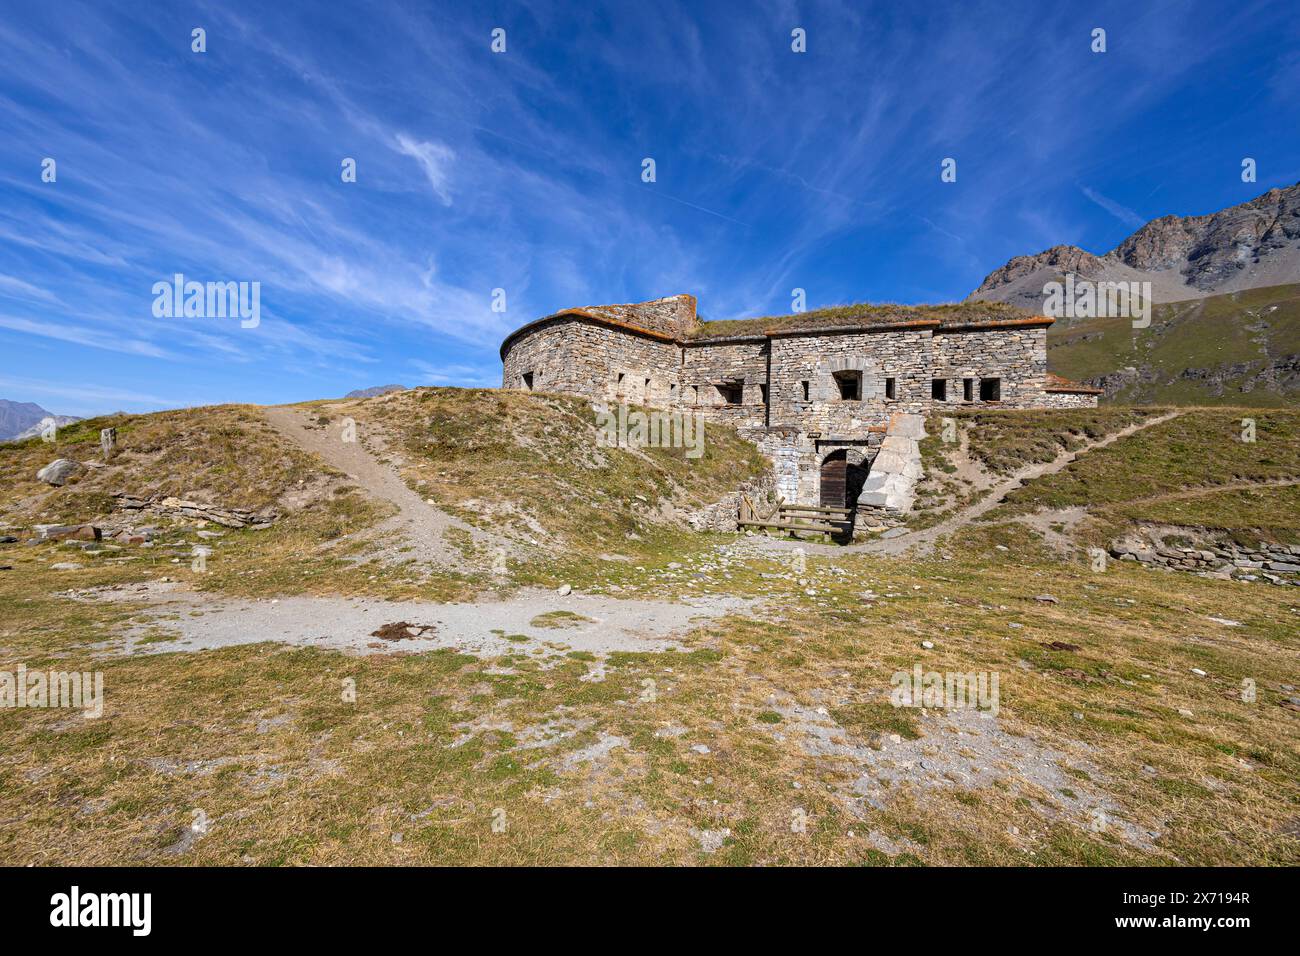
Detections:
[885, 377, 897, 401]
[833, 370, 862, 401]
[979, 377, 1001, 402]
[801, 380, 810, 402]
[521, 372, 534, 391]
[931, 378, 947, 401]
[759, 383, 769, 404]
[716, 381, 744, 405]
[963, 378, 974, 402]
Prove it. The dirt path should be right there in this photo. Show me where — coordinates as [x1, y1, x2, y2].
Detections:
[874, 410, 1185, 555]
[261, 404, 506, 567]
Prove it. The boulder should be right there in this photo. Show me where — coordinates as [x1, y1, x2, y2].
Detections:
[36, 459, 83, 486]
[36, 524, 101, 542]
[859, 473, 890, 494]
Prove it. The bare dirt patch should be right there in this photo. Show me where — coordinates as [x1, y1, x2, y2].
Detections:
[69, 583, 759, 661]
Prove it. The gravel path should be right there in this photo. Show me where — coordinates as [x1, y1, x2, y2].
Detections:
[79, 581, 759, 659]
[261, 404, 505, 567]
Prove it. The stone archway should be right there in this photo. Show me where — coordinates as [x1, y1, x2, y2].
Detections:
[813, 354, 877, 402]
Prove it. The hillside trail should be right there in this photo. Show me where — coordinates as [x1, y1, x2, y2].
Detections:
[261, 404, 510, 567]
[1100, 476, 1300, 508]
[876, 409, 1186, 556]
[748, 409, 1185, 559]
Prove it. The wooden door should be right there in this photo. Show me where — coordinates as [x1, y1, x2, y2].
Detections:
[820, 451, 847, 508]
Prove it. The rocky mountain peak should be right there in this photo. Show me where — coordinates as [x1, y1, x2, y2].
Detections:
[974, 244, 1104, 289]
[971, 182, 1300, 311]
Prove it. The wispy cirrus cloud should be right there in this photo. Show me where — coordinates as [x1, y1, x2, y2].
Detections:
[0, 0, 1295, 415]
[1080, 186, 1147, 230]
[394, 135, 455, 206]
[0, 375, 182, 410]
[0, 314, 170, 358]
[0, 274, 60, 303]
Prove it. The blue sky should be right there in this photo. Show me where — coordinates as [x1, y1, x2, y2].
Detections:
[2, 0, 1298, 415]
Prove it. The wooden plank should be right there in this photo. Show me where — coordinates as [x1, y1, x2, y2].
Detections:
[778, 511, 851, 523]
[739, 519, 838, 533]
[774, 515, 847, 530]
[780, 504, 853, 515]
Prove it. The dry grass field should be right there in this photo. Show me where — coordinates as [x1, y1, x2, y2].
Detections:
[1, 392, 1296, 865]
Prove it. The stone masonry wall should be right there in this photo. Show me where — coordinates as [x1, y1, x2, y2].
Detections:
[680, 339, 769, 427]
[504, 319, 1064, 419]
[767, 329, 932, 435]
[931, 326, 1047, 408]
[1110, 537, 1300, 585]
[1040, 390, 1101, 409]
[502, 318, 679, 406]
[585, 294, 698, 338]
[501, 321, 577, 394]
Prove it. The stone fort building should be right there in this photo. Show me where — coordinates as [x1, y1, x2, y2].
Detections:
[499, 294, 1099, 513]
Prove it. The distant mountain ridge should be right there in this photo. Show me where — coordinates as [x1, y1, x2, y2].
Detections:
[0, 400, 81, 441]
[344, 385, 406, 399]
[971, 182, 1300, 316]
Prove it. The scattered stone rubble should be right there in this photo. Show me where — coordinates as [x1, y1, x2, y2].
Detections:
[687, 473, 776, 533]
[7, 494, 278, 553]
[111, 492, 277, 529]
[33, 524, 102, 542]
[1110, 537, 1300, 585]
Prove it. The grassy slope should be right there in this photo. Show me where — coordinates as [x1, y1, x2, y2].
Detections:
[1047, 283, 1300, 406]
[927, 406, 1161, 475]
[0, 390, 772, 600]
[911, 407, 1163, 530]
[349, 387, 770, 577]
[2, 396, 1297, 866]
[0, 403, 445, 601]
[0, 406, 321, 525]
[988, 409, 1300, 543]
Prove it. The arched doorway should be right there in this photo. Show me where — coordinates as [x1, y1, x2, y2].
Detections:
[820, 450, 847, 508]
[821, 449, 870, 509]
